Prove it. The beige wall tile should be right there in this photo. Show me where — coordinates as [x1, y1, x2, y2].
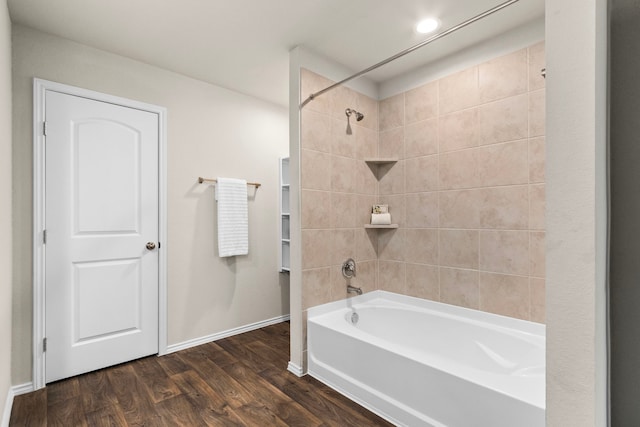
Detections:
[300, 43, 544, 324]
[477, 140, 529, 187]
[379, 93, 404, 131]
[379, 127, 404, 159]
[355, 160, 378, 195]
[406, 263, 439, 300]
[406, 192, 439, 228]
[302, 229, 332, 269]
[406, 155, 438, 193]
[356, 228, 378, 261]
[330, 265, 349, 302]
[479, 49, 528, 103]
[529, 89, 545, 137]
[356, 92, 379, 131]
[301, 68, 333, 115]
[301, 149, 331, 191]
[356, 125, 378, 159]
[530, 184, 545, 230]
[379, 160, 405, 195]
[440, 267, 479, 309]
[439, 229, 479, 269]
[529, 137, 545, 183]
[478, 185, 529, 230]
[378, 261, 406, 294]
[439, 67, 479, 114]
[479, 230, 529, 275]
[439, 189, 481, 229]
[405, 118, 438, 158]
[331, 85, 358, 119]
[331, 192, 356, 229]
[331, 117, 356, 158]
[439, 108, 478, 153]
[479, 272, 530, 320]
[356, 194, 377, 227]
[301, 190, 331, 229]
[439, 148, 478, 190]
[331, 155, 356, 193]
[302, 267, 331, 309]
[378, 228, 405, 261]
[530, 278, 545, 323]
[404, 228, 438, 265]
[301, 109, 331, 153]
[378, 194, 406, 227]
[528, 41, 546, 92]
[331, 229, 357, 266]
[530, 231, 545, 278]
[477, 94, 528, 146]
[361, 260, 379, 291]
[405, 81, 438, 124]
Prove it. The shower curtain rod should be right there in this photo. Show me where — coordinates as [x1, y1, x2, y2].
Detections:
[300, 0, 520, 108]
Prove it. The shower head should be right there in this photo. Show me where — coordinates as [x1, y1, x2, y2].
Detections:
[345, 108, 364, 135]
[345, 108, 364, 121]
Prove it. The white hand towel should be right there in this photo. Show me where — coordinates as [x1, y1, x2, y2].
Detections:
[215, 177, 248, 257]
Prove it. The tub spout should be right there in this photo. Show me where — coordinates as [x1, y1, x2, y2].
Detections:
[347, 284, 363, 295]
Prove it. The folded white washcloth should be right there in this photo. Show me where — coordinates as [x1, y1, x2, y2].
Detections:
[371, 213, 391, 225]
[215, 177, 248, 257]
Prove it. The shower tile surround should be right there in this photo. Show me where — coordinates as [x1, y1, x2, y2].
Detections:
[299, 43, 545, 345]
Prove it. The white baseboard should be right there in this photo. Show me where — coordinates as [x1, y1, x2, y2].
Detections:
[1, 387, 14, 427]
[11, 383, 34, 397]
[164, 314, 290, 355]
[287, 361, 304, 377]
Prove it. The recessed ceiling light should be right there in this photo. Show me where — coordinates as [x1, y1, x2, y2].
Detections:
[416, 18, 440, 34]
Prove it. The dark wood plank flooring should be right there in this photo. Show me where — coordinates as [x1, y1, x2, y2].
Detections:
[10, 322, 393, 426]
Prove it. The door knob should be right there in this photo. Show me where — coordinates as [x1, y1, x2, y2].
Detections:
[146, 242, 156, 250]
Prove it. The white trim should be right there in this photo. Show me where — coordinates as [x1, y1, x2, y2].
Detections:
[32, 78, 169, 388]
[1, 387, 14, 427]
[165, 315, 290, 355]
[10, 383, 33, 397]
[287, 361, 304, 377]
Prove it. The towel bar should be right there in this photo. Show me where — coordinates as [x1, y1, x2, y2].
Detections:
[198, 177, 261, 188]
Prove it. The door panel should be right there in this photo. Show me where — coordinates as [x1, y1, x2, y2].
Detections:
[45, 90, 159, 383]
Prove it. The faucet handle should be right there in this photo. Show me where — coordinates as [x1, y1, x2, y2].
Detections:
[342, 258, 356, 278]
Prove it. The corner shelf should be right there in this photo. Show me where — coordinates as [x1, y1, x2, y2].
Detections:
[364, 158, 398, 165]
[364, 224, 399, 229]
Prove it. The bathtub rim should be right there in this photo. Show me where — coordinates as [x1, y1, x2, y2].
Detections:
[308, 290, 546, 336]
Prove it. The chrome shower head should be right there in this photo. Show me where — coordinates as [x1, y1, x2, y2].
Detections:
[345, 108, 364, 134]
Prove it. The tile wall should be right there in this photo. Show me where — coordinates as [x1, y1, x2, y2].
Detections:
[300, 69, 379, 313]
[299, 42, 545, 330]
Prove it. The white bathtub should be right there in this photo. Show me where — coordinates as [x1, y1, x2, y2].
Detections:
[307, 291, 545, 427]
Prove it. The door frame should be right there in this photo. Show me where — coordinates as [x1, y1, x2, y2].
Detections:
[32, 78, 168, 390]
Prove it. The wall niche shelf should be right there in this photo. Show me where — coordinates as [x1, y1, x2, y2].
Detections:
[364, 158, 398, 165]
[364, 224, 399, 229]
[279, 157, 290, 273]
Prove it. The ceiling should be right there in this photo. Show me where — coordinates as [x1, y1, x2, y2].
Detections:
[7, 0, 544, 107]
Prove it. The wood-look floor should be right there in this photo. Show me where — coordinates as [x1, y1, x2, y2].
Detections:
[10, 322, 393, 426]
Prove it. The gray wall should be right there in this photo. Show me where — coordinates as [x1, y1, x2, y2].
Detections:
[0, 0, 12, 423]
[610, 0, 640, 424]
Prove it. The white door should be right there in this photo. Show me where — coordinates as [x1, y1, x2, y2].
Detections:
[45, 90, 159, 383]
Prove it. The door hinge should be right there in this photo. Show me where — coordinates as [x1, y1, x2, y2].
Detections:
[43, 121, 47, 136]
[43, 337, 47, 352]
[43, 229, 47, 244]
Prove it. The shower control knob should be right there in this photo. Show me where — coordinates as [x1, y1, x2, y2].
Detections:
[146, 242, 156, 250]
